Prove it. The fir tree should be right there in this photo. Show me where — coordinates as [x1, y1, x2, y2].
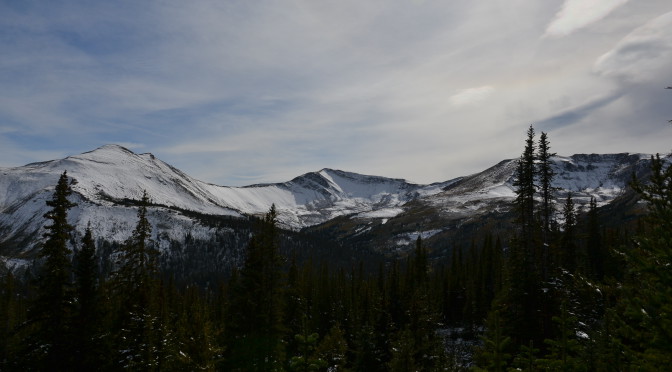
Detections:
[28, 171, 77, 370]
[537, 131, 556, 280]
[315, 324, 349, 372]
[586, 197, 604, 280]
[110, 190, 161, 370]
[616, 154, 672, 369]
[537, 131, 556, 239]
[474, 310, 511, 372]
[72, 224, 103, 371]
[537, 302, 586, 371]
[560, 193, 577, 273]
[226, 205, 285, 371]
[513, 124, 537, 246]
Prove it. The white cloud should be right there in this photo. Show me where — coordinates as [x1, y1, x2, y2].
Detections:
[544, 0, 629, 38]
[2, 1, 671, 185]
[449, 86, 495, 107]
[593, 11, 672, 83]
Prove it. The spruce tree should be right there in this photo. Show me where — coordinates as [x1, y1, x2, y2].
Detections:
[315, 324, 349, 372]
[616, 154, 672, 369]
[29, 171, 77, 370]
[226, 205, 285, 371]
[537, 131, 556, 280]
[110, 190, 160, 370]
[513, 124, 537, 246]
[560, 193, 577, 273]
[586, 197, 604, 280]
[72, 224, 102, 370]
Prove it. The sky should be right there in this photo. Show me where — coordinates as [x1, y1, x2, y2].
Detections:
[1, 0, 671, 186]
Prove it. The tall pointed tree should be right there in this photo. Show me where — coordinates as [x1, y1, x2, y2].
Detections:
[110, 190, 160, 370]
[537, 131, 556, 238]
[29, 171, 77, 370]
[226, 205, 286, 371]
[513, 124, 537, 247]
[72, 224, 102, 371]
[560, 193, 577, 273]
[537, 131, 556, 279]
[586, 197, 604, 280]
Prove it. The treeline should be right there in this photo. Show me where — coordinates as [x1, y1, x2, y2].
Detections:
[0, 172, 494, 371]
[1, 127, 670, 370]
[473, 126, 672, 371]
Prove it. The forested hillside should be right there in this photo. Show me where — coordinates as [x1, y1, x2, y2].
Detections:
[1, 129, 670, 371]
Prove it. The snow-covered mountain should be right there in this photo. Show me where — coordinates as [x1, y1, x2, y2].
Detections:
[0, 144, 660, 268]
[306, 153, 657, 254]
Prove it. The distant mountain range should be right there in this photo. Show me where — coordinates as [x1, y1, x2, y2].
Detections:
[0, 144, 660, 273]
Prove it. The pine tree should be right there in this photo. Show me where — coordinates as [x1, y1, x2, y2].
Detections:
[537, 131, 556, 279]
[315, 324, 349, 372]
[586, 197, 604, 280]
[0, 271, 25, 370]
[28, 171, 77, 370]
[474, 310, 511, 372]
[513, 124, 537, 246]
[72, 224, 102, 370]
[615, 154, 672, 369]
[388, 326, 417, 372]
[537, 132, 556, 237]
[226, 205, 285, 371]
[110, 190, 161, 370]
[560, 193, 577, 273]
[537, 302, 586, 371]
[289, 317, 326, 372]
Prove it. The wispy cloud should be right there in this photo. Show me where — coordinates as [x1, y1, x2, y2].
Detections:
[536, 93, 623, 131]
[544, 0, 629, 38]
[1, 1, 671, 185]
[450, 86, 495, 107]
[594, 11, 672, 83]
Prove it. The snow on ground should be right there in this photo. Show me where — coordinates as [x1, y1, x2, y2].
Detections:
[394, 230, 443, 246]
[353, 207, 405, 219]
[0, 146, 658, 254]
[1, 256, 31, 271]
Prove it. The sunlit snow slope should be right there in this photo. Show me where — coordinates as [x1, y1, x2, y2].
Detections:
[0, 145, 452, 256]
[0, 145, 658, 260]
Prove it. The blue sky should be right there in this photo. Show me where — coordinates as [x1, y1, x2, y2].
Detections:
[1, 0, 671, 186]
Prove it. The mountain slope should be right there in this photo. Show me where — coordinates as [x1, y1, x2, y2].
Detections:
[0, 145, 451, 259]
[306, 153, 656, 255]
[0, 145, 661, 271]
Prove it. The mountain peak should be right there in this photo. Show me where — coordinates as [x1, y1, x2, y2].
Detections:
[87, 144, 135, 154]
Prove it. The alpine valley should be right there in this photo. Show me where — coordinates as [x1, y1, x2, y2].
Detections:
[0, 144, 657, 279]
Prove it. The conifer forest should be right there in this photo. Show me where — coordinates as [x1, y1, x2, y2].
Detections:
[1, 128, 671, 371]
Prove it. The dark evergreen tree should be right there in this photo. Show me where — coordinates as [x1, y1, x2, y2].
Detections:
[560, 193, 577, 273]
[614, 154, 672, 369]
[315, 324, 349, 372]
[0, 271, 25, 370]
[27, 171, 77, 370]
[474, 310, 511, 372]
[110, 190, 161, 370]
[388, 326, 417, 372]
[72, 224, 103, 370]
[513, 124, 537, 246]
[288, 317, 326, 372]
[537, 132, 556, 237]
[537, 131, 556, 279]
[537, 302, 585, 371]
[226, 205, 286, 371]
[586, 197, 604, 280]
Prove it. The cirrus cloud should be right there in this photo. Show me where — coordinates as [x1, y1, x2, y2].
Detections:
[544, 0, 629, 38]
[593, 11, 672, 83]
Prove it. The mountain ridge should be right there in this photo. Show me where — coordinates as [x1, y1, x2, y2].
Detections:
[0, 144, 661, 269]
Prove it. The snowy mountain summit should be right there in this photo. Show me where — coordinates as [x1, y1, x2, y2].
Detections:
[0, 145, 657, 260]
